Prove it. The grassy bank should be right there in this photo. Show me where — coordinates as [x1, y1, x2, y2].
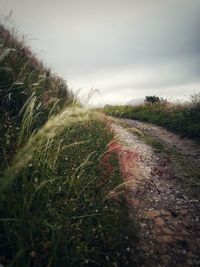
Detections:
[0, 24, 76, 173]
[103, 96, 200, 141]
[0, 109, 137, 266]
[0, 26, 137, 266]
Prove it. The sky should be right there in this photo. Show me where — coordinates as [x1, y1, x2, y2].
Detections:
[0, 0, 200, 106]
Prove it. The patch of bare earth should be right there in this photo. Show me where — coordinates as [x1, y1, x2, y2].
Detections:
[111, 118, 200, 267]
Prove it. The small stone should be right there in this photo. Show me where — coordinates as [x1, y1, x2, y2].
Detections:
[160, 209, 171, 216]
[163, 227, 173, 235]
[154, 217, 165, 226]
[179, 209, 188, 216]
[157, 235, 173, 243]
[189, 199, 199, 203]
[170, 220, 179, 227]
[181, 230, 190, 236]
[181, 249, 187, 255]
[146, 209, 160, 219]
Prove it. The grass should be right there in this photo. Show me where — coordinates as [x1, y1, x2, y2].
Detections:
[0, 25, 138, 266]
[123, 126, 164, 151]
[0, 23, 77, 173]
[103, 96, 200, 141]
[0, 108, 138, 266]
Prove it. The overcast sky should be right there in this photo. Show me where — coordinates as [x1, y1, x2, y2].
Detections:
[1, 0, 200, 105]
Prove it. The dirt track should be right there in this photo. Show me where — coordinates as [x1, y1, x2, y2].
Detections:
[111, 118, 200, 267]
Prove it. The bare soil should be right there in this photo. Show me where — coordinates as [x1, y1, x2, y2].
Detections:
[111, 118, 200, 267]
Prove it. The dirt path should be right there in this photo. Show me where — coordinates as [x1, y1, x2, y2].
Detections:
[111, 118, 200, 267]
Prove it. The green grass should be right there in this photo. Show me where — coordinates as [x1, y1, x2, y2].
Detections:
[103, 97, 200, 141]
[141, 135, 164, 151]
[123, 126, 164, 151]
[0, 24, 77, 173]
[0, 26, 138, 266]
[0, 108, 138, 266]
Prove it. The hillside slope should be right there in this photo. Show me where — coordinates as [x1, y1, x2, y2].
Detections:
[0, 26, 137, 267]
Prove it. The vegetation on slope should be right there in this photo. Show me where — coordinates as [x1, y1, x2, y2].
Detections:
[104, 95, 200, 141]
[0, 25, 137, 266]
[0, 24, 76, 173]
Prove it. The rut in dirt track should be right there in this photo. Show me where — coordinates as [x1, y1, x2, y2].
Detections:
[111, 118, 200, 267]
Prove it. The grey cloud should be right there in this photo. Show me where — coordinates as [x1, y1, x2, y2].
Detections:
[0, 0, 200, 104]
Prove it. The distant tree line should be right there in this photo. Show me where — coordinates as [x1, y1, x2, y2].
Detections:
[145, 95, 167, 105]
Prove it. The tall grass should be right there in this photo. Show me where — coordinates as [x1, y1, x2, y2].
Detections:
[0, 26, 138, 266]
[104, 96, 200, 141]
[0, 24, 77, 171]
[0, 107, 137, 267]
